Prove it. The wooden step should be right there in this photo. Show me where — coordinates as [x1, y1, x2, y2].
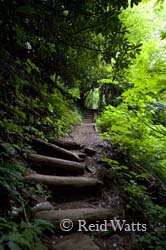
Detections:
[27, 154, 85, 175]
[84, 116, 93, 118]
[84, 119, 92, 122]
[35, 207, 119, 228]
[47, 139, 82, 150]
[84, 118, 93, 120]
[24, 174, 103, 188]
[31, 138, 85, 162]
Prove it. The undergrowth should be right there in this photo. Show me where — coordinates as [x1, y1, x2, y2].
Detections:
[0, 83, 81, 249]
[97, 103, 166, 249]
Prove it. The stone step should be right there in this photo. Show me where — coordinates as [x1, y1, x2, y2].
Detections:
[54, 234, 100, 250]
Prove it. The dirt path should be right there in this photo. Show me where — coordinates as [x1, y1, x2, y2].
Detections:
[25, 110, 135, 250]
[64, 110, 105, 146]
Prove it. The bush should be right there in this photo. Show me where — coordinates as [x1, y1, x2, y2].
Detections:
[0, 218, 54, 250]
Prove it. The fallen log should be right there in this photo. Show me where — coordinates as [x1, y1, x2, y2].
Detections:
[32, 138, 85, 162]
[24, 174, 103, 188]
[48, 138, 82, 150]
[27, 154, 85, 175]
[35, 207, 119, 228]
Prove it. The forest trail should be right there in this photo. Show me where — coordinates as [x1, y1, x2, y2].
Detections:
[64, 109, 105, 146]
[25, 110, 126, 250]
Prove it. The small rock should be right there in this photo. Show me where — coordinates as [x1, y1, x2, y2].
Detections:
[55, 234, 99, 250]
[32, 201, 54, 213]
[86, 165, 97, 174]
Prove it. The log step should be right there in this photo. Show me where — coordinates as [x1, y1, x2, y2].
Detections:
[24, 174, 103, 188]
[84, 115, 93, 118]
[35, 207, 118, 228]
[27, 154, 85, 175]
[47, 139, 82, 150]
[32, 138, 85, 162]
[84, 118, 93, 121]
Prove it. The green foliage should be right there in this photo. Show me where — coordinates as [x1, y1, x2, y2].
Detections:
[97, 103, 166, 179]
[97, 3, 166, 248]
[97, 0, 166, 180]
[0, 218, 54, 250]
[102, 158, 150, 181]
[137, 231, 166, 250]
[0, 161, 24, 198]
[39, 89, 81, 137]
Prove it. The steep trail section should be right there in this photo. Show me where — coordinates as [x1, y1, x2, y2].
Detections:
[24, 110, 121, 250]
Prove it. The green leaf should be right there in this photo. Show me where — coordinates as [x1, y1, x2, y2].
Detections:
[136, 172, 150, 179]
[160, 31, 166, 40]
[7, 242, 21, 250]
